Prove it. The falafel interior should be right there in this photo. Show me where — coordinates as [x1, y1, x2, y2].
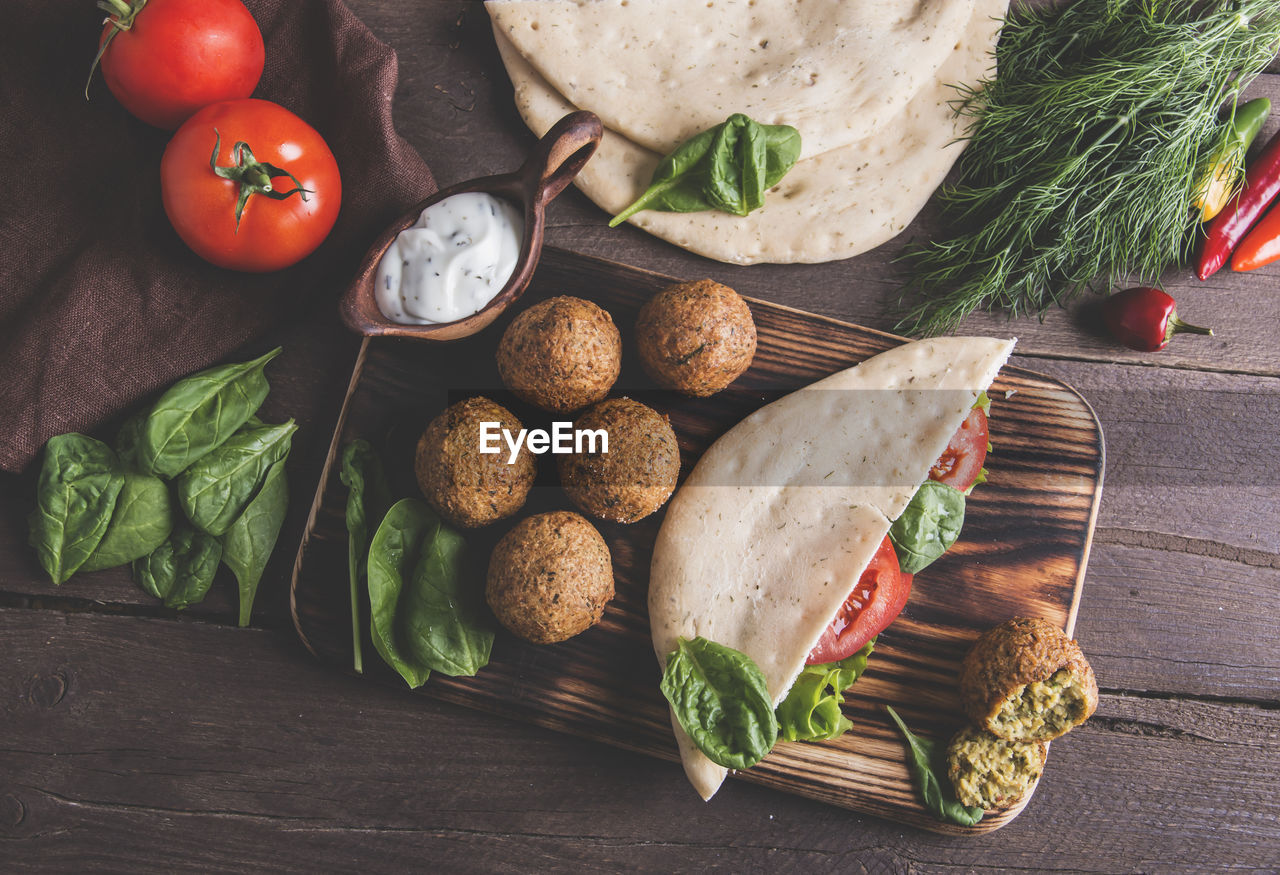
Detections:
[989, 668, 1093, 742]
[947, 726, 1046, 811]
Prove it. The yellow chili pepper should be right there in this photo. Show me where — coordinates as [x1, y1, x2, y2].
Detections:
[1194, 97, 1271, 222]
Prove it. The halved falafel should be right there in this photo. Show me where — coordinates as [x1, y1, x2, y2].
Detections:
[497, 296, 622, 412]
[415, 397, 535, 529]
[946, 725, 1047, 811]
[960, 617, 1098, 743]
[556, 397, 680, 524]
[635, 279, 756, 397]
[486, 511, 614, 644]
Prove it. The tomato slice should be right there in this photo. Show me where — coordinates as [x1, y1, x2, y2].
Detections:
[929, 406, 989, 492]
[806, 536, 912, 665]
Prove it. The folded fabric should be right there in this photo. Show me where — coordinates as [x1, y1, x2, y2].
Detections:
[0, 0, 436, 472]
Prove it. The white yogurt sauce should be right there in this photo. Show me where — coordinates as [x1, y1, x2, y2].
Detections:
[375, 192, 524, 324]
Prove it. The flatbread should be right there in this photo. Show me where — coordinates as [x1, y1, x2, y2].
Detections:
[489, 0, 1005, 264]
[648, 336, 1015, 800]
[486, 0, 977, 159]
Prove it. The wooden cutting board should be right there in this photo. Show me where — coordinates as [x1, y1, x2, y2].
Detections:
[290, 246, 1103, 834]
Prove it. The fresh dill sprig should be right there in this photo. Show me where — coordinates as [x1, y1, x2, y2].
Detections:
[896, 0, 1280, 336]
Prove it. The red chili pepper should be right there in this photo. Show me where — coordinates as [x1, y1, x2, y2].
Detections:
[1102, 287, 1213, 352]
[1197, 126, 1280, 281]
[1231, 201, 1280, 272]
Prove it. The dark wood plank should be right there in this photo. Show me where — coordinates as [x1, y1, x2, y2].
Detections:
[3, 609, 1278, 871]
[1077, 542, 1280, 701]
[1015, 358, 1280, 558]
[290, 246, 1101, 833]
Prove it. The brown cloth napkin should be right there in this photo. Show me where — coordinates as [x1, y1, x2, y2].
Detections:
[0, 0, 436, 472]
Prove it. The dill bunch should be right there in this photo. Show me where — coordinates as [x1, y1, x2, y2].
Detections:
[896, 0, 1280, 336]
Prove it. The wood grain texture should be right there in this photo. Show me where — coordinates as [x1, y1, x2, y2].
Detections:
[1, 0, 1277, 869]
[289, 247, 1102, 834]
[4, 608, 1279, 872]
[1008, 357, 1280, 583]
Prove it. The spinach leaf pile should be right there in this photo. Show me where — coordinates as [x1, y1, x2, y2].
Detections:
[27, 348, 292, 627]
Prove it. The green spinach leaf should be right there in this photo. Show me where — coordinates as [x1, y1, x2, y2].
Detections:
[114, 411, 147, 471]
[28, 434, 126, 584]
[367, 499, 492, 688]
[139, 348, 280, 478]
[659, 636, 778, 770]
[889, 480, 966, 574]
[80, 472, 174, 572]
[222, 455, 289, 627]
[133, 522, 223, 610]
[609, 114, 801, 226]
[776, 639, 874, 743]
[367, 499, 437, 688]
[885, 705, 984, 827]
[176, 420, 296, 536]
[339, 439, 393, 673]
[402, 515, 492, 676]
[705, 115, 768, 215]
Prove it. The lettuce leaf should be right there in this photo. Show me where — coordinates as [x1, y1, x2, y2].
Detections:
[776, 639, 875, 742]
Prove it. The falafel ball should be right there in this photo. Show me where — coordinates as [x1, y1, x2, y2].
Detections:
[556, 397, 680, 524]
[415, 397, 535, 529]
[497, 296, 622, 412]
[960, 617, 1099, 743]
[635, 279, 756, 397]
[946, 725, 1047, 811]
[486, 511, 614, 644]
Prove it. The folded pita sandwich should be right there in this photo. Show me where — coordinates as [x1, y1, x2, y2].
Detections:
[648, 336, 1015, 799]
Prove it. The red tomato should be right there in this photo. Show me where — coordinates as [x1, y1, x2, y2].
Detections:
[806, 536, 912, 665]
[161, 99, 342, 272]
[929, 406, 989, 491]
[96, 0, 265, 130]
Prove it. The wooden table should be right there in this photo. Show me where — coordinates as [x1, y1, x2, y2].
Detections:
[5, 2, 1279, 869]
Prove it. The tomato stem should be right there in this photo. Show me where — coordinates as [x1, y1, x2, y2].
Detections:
[85, 0, 148, 100]
[208, 129, 313, 233]
[98, 0, 134, 17]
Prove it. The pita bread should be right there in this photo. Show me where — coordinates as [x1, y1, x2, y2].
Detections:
[489, 0, 1006, 263]
[486, 0, 976, 159]
[648, 336, 1015, 800]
